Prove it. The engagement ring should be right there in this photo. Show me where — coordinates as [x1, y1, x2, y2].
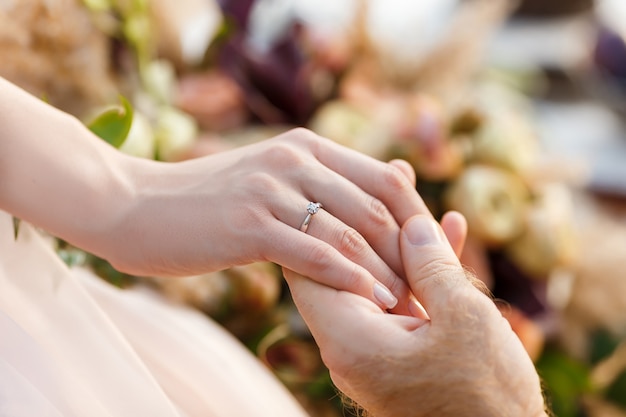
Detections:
[299, 202, 323, 233]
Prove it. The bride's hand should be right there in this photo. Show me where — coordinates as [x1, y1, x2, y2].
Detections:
[110, 128, 453, 314]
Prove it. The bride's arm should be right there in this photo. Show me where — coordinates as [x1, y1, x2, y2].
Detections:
[0, 76, 136, 256]
[0, 77, 433, 313]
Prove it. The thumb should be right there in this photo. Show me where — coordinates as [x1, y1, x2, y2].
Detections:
[400, 215, 470, 321]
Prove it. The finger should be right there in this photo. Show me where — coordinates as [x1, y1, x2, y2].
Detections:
[305, 131, 433, 224]
[309, 136, 433, 278]
[284, 269, 376, 335]
[272, 130, 428, 279]
[386, 159, 466, 260]
[295, 169, 406, 278]
[278, 198, 428, 318]
[388, 159, 416, 186]
[440, 211, 467, 258]
[298, 208, 415, 316]
[283, 269, 383, 372]
[275, 196, 406, 307]
[266, 221, 400, 311]
[282, 199, 428, 318]
[400, 215, 472, 321]
[261, 188, 413, 314]
[283, 269, 427, 350]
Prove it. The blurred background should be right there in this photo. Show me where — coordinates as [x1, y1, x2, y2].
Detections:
[3, 0, 626, 415]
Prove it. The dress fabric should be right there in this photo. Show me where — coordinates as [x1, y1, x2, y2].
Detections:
[0, 211, 307, 417]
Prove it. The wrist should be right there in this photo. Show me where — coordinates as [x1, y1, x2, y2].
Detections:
[60, 116, 139, 257]
[88, 152, 156, 268]
[99, 156, 198, 276]
[0, 108, 133, 252]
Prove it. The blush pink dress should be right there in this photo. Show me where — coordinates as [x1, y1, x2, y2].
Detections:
[0, 211, 308, 417]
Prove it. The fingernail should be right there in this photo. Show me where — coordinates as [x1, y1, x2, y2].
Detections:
[405, 216, 444, 246]
[374, 282, 398, 310]
[408, 298, 430, 320]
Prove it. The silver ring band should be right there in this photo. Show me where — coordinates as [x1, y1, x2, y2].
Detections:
[299, 202, 323, 233]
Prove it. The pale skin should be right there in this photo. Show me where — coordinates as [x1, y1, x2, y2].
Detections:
[0, 76, 462, 315]
[284, 214, 548, 417]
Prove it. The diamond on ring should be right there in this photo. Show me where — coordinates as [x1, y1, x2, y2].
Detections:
[300, 202, 323, 233]
[306, 202, 322, 215]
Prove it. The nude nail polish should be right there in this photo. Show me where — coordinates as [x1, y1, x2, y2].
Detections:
[374, 283, 398, 310]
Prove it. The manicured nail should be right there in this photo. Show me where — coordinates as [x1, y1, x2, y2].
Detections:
[405, 216, 444, 246]
[374, 282, 398, 310]
[408, 298, 430, 320]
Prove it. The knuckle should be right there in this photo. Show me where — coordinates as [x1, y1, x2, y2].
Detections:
[305, 245, 366, 293]
[245, 171, 281, 195]
[365, 196, 393, 228]
[288, 126, 318, 141]
[420, 256, 460, 279]
[262, 141, 307, 170]
[446, 290, 493, 326]
[299, 233, 370, 295]
[306, 240, 365, 292]
[412, 258, 495, 325]
[412, 258, 461, 300]
[341, 263, 367, 292]
[289, 127, 328, 153]
[336, 227, 369, 260]
[278, 127, 319, 149]
[304, 242, 337, 272]
[382, 163, 411, 193]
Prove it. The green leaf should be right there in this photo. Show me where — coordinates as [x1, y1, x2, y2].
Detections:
[536, 348, 594, 417]
[88, 255, 136, 288]
[590, 328, 621, 365]
[57, 248, 87, 267]
[605, 369, 626, 409]
[87, 96, 134, 149]
[12, 216, 20, 240]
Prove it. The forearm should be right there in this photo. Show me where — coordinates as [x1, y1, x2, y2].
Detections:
[0, 77, 135, 256]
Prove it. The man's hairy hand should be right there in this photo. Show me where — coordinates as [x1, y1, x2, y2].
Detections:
[285, 215, 547, 417]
